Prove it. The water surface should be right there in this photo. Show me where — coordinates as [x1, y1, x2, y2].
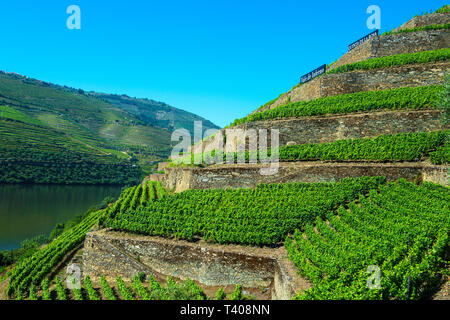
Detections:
[0, 184, 122, 250]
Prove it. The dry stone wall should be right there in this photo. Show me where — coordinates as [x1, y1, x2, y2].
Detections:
[328, 29, 450, 71]
[256, 23, 449, 113]
[189, 110, 446, 154]
[261, 61, 448, 110]
[163, 162, 448, 193]
[82, 230, 310, 299]
[393, 11, 450, 32]
[239, 110, 446, 147]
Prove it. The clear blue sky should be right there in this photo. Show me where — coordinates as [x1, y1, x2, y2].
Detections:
[0, 0, 446, 127]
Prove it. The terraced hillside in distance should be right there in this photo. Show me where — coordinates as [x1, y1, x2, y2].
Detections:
[91, 92, 219, 138]
[0, 72, 219, 184]
[169, 6, 449, 177]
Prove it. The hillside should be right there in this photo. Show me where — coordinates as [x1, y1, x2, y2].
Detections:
[176, 7, 449, 167]
[2, 5, 449, 302]
[90, 92, 219, 137]
[0, 72, 219, 184]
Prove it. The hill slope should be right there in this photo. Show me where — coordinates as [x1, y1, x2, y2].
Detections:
[90, 92, 219, 137]
[0, 72, 219, 183]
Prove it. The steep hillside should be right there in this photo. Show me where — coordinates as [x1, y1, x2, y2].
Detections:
[91, 93, 219, 137]
[251, 8, 449, 114]
[182, 8, 449, 162]
[2, 5, 449, 302]
[0, 72, 219, 183]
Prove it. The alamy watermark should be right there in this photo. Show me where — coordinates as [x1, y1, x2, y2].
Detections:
[367, 5, 381, 30]
[366, 265, 381, 289]
[66, 263, 81, 289]
[67, 5, 81, 30]
[171, 121, 280, 175]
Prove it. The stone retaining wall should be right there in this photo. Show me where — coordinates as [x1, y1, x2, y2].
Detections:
[262, 61, 448, 111]
[82, 230, 310, 300]
[394, 11, 450, 32]
[163, 162, 448, 193]
[190, 110, 446, 154]
[328, 29, 450, 72]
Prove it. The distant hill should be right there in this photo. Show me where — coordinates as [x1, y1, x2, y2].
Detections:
[90, 92, 219, 137]
[0, 71, 219, 184]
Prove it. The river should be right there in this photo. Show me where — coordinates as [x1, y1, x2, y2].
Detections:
[0, 184, 122, 250]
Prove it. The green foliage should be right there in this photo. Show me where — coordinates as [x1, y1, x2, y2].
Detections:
[230, 285, 247, 300]
[116, 276, 135, 300]
[15, 287, 23, 300]
[55, 278, 67, 301]
[439, 75, 450, 125]
[1, 234, 49, 270]
[7, 209, 106, 297]
[278, 131, 449, 163]
[105, 177, 386, 246]
[231, 86, 442, 126]
[430, 142, 450, 164]
[72, 282, 83, 300]
[179, 279, 207, 300]
[48, 223, 65, 242]
[84, 276, 100, 300]
[327, 48, 449, 74]
[287, 180, 449, 300]
[28, 284, 38, 300]
[41, 279, 51, 300]
[107, 181, 159, 220]
[216, 287, 226, 300]
[148, 276, 169, 300]
[382, 23, 450, 35]
[133, 275, 152, 300]
[435, 4, 450, 13]
[0, 105, 43, 126]
[0, 251, 13, 267]
[173, 130, 449, 166]
[0, 161, 142, 185]
[100, 276, 117, 300]
[0, 116, 143, 185]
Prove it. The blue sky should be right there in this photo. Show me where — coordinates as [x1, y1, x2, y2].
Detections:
[0, 0, 446, 127]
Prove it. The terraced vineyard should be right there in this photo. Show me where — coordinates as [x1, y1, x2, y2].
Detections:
[231, 85, 443, 126]
[18, 274, 211, 301]
[6, 181, 166, 298]
[2, 5, 449, 303]
[279, 131, 449, 164]
[105, 177, 386, 245]
[7, 209, 106, 297]
[326, 48, 449, 75]
[173, 130, 450, 166]
[286, 180, 449, 300]
[0, 117, 142, 184]
[382, 22, 450, 35]
[5, 177, 449, 301]
[0, 70, 220, 184]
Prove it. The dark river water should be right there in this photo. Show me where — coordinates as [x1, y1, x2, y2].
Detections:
[0, 184, 122, 250]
